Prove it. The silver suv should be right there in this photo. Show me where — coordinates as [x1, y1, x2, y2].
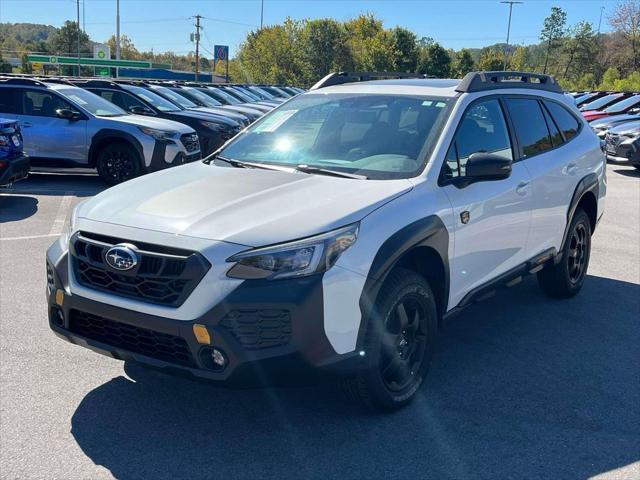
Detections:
[0, 77, 201, 184]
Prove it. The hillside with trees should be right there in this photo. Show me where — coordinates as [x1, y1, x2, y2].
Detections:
[1, 1, 639, 89]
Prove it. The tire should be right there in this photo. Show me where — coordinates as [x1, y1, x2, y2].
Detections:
[538, 208, 592, 298]
[95, 143, 142, 185]
[342, 268, 438, 412]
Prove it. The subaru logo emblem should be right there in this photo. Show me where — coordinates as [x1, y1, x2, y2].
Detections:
[105, 244, 139, 271]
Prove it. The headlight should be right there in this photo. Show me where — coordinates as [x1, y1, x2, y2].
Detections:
[138, 127, 177, 141]
[227, 223, 359, 280]
[200, 121, 226, 132]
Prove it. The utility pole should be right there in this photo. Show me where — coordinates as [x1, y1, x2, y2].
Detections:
[260, 0, 264, 29]
[193, 14, 202, 81]
[82, 0, 86, 32]
[116, 0, 121, 77]
[77, 0, 81, 76]
[501, 1, 523, 70]
[597, 5, 605, 35]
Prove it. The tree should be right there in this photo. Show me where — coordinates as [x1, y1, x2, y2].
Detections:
[51, 21, 91, 75]
[608, 0, 640, 71]
[106, 34, 141, 60]
[510, 45, 530, 71]
[417, 41, 451, 77]
[477, 48, 504, 71]
[540, 6, 567, 74]
[300, 19, 352, 81]
[452, 48, 475, 77]
[0, 52, 12, 73]
[389, 27, 418, 72]
[599, 66, 621, 89]
[562, 22, 597, 81]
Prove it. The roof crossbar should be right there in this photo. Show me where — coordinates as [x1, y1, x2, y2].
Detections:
[310, 71, 425, 90]
[456, 71, 563, 93]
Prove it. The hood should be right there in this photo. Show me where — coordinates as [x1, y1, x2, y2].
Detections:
[77, 162, 412, 247]
[590, 113, 640, 128]
[108, 114, 195, 134]
[189, 107, 247, 124]
[609, 120, 640, 135]
[171, 109, 240, 127]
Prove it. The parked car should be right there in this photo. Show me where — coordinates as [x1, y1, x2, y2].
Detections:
[182, 84, 265, 121]
[0, 117, 29, 187]
[0, 77, 201, 185]
[590, 113, 640, 137]
[72, 79, 243, 156]
[147, 83, 262, 123]
[580, 92, 633, 114]
[575, 91, 611, 107]
[46, 71, 605, 411]
[604, 120, 640, 169]
[215, 86, 273, 113]
[583, 94, 640, 122]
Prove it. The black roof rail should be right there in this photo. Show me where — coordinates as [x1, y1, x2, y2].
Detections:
[0, 76, 48, 87]
[68, 78, 122, 89]
[456, 71, 563, 94]
[310, 71, 425, 90]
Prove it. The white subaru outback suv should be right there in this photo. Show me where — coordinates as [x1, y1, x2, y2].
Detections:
[47, 71, 606, 411]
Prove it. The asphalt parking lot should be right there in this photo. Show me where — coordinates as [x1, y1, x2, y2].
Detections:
[1, 165, 638, 480]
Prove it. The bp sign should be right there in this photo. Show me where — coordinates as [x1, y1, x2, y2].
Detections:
[93, 44, 111, 61]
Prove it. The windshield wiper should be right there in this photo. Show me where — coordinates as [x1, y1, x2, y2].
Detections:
[207, 155, 282, 171]
[294, 164, 368, 180]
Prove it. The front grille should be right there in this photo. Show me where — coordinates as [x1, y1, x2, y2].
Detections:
[180, 133, 200, 153]
[71, 232, 210, 307]
[69, 310, 196, 367]
[220, 309, 291, 349]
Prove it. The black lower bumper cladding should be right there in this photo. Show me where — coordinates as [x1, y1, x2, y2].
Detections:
[0, 154, 29, 186]
[47, 253, 365, 385]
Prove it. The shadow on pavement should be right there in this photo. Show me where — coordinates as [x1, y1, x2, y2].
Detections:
[613, 168, 640, 178]
[4, 172, 107, 197]
[70, 275, 640, 480]
[0, 195, 39, 222]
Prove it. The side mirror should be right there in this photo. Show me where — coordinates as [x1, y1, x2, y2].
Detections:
[56, 108, 80, 120]
[628, 107, 640, 115]
[129, 105, 153, 115]
[465, 152, 512, 181]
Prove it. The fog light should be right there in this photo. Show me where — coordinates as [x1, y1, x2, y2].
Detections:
[211, 348, 226, 367]
[51, 307, 64, 327]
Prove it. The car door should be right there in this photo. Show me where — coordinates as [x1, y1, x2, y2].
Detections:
[17, 88, 87, 162]
[89, 89, 152, 115]
[441, 97, 533, 307]
[503, 97, 585, 255]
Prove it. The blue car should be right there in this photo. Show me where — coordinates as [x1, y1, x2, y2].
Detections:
[0, 117, 29, 186]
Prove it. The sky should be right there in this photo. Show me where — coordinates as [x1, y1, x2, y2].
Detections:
[0, 0, 619, 58]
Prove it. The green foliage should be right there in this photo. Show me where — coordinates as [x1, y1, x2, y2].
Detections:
[0, 52, 12, 73]
[417, 42, 451, 77]
[599, 67, 621, 89]
[389, 27, 418, 72]
[453, 49, 475, 77]
[510, 46, 529, 71]
[477, 49, 503, 71]
[106, 34, 141, 60]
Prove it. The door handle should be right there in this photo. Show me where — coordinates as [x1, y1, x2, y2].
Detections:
[566, 162, 577, 174]
[516, 181, 530, 195]
[22, 122, 32, 128]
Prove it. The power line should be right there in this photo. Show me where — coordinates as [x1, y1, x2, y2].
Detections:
[500, 0, 523, 70]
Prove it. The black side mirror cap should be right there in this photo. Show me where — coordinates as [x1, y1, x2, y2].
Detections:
[55, 108, 80, 120]
[465, 152, 513, 181]
[129, 106, 153, 115]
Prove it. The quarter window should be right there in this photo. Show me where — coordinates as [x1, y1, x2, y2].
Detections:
[504, 98, 553, 157]
[444, 99, 512, 179]
[544, 101, 580, 141]
[0, 88, 20, 114]
[541, 103, 563, 147]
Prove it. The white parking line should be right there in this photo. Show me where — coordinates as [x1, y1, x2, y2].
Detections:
[49, 192, 73, 236]
[0, 233, 59, 241]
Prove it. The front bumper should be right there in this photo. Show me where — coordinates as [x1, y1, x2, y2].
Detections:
[46, 251, 365, 385]
[606, 137, 639, 165]
[0, 154, 29, 186]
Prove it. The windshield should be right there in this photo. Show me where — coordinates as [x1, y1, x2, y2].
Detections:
[56, 87, 127, 117]
[219, 93, 453, 180]
[123, 85, 181, 112]
[603, 95, 640, 113]
[150, 85, 197, 108]
[233, 87, 261, 101]
[209, 88, 241, 104]
[182, 87, 223, 107]
[247, 86, 273, 99]
[583, 94, 622, 110]
[225, 87, 254, 102]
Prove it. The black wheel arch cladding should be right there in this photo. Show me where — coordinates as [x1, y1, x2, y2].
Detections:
[563, 172, 598, 249]
[357, 215, 450, 349]
[89, 129, 145, 169]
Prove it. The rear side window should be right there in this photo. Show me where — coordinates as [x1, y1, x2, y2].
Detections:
[0, 88, 20, 114]
[541, 103, 563, 147]
[22, 90, 73, 118]
[544, 101, 580, 141]
[504, 98, 553, 157]
[444, 98, 513, 179]
[93, 90, 145, 111]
